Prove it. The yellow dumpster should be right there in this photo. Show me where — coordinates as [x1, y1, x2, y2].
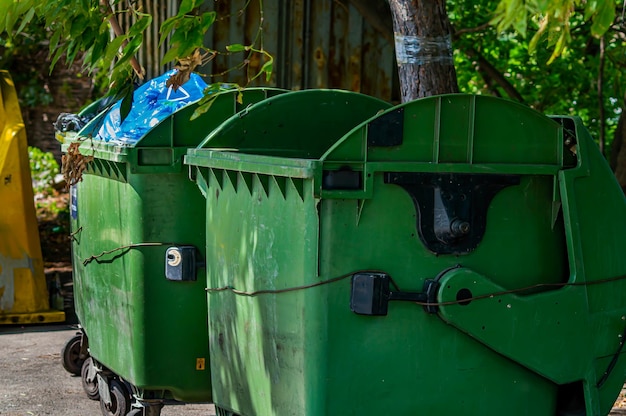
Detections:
[0, 70, 65, 324]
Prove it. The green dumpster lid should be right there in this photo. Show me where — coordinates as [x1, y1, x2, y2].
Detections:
[322, 94, 570, 169]
[186, 93, 578, 180]
[189, 89, 392, 159]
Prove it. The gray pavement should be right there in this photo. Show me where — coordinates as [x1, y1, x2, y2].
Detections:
[0, 324, 215, 416]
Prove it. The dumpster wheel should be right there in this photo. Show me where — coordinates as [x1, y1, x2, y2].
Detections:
[100, 379, 131, 416]
[81, 357, 100, 401]
[61, 334, 85, 376]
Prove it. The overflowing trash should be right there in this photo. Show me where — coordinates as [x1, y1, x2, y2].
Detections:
[96, 69, 208, 144]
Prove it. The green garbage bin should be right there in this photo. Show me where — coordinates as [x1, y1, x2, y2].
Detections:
[186, 93, 626, 416]
[62, 87, 283, 415]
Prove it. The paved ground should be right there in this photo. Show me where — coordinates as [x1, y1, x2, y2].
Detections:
[0, 324, 215, 416]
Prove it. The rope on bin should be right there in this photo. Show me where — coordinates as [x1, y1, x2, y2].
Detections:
[69, 227, 82, 243]
[82, 242, 172, 266]
[206, 271, 626, 304]
[205, 270, 368, 297]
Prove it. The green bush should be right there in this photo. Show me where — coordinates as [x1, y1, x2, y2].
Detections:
[28, 146, 59, 196]
[28, 147, 69, 217]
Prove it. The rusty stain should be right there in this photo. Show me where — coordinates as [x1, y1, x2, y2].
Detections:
[292, 62, 302, 88]
[349, 47, 362, 92]
[314, 47, 326, 71]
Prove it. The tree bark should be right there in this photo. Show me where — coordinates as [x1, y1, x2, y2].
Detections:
[610, 107, 626, 192]
[388, 0, 458, 102]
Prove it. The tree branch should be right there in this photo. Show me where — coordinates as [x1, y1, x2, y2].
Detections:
[462, 46, 524, 103]
[454, 22, 491, 37]
[598, 35, 606, 155]
[100, 0, 144, 80]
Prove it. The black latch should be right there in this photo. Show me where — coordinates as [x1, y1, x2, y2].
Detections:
[322, 168, 362, 190]
[350, 272, 440, 316]
[384, 172, 520, 255]
[165, 246, 199, 281]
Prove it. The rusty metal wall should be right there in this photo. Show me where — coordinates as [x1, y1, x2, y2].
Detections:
[117, 0, 397, 101]
[201, 0, 397, 102]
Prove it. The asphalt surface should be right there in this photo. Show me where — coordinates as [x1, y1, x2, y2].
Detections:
[0, 324, 215, 416]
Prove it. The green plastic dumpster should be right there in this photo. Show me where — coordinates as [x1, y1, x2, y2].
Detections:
[186, 93, 626, 416]
[62, 87, 283, 416]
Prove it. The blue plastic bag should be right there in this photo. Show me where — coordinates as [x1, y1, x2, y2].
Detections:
[96, 70, 208, 144]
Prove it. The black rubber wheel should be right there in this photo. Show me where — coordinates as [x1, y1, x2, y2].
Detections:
[81, 357, 100, 400]
[61, 334, 84, 376]
[99, 379, 131, 416]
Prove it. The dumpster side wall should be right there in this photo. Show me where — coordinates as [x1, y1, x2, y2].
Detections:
[72, 168, 211, 402]
[205, 169, 324, 416]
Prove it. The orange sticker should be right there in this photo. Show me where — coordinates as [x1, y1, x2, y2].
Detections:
[196, 358, 206, 370]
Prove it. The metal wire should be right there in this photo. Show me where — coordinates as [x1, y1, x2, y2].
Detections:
[206, 271, 626, 307]
[82, 242, 172, 266]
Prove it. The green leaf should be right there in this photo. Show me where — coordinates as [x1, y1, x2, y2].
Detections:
[159, 16, 179, 39]
[178, 0, 197, 16]
[50, 44, 67, 71]
[128, 15, 152, 37]
[200, 11, 216, 31]
[547, 31, 567, 65]
[5, 5, 18, 34]
[49, 27, 62, 54]
[590, 0, 615, 37]
[69, 14, 87, 38]
[15, 7, 35, 34]
[161, 48, 179, 64]
[102, 35, 127, 69]
[66, 39, 80, 65]
[226, 43, 246, 52]
[584, 0, 599, 20]
[116, 35, 143, 67]
[88, 34, 108, 68]
[261, 58, 273, 82]
[191, 94, 218, 120]
[119, 84, 134, 122]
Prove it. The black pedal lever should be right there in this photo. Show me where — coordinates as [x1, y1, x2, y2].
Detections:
[350, 272, 440, 316]
[388, 290, 427, 303]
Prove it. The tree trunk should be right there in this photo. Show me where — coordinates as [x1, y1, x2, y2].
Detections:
[388, 0, 458, 102]
[609, 107, 626, 193]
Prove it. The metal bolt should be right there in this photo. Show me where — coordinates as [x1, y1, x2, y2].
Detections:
[451, 219, 471, 236]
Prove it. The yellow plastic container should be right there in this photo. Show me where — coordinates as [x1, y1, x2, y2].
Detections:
[0, 70, 65, 324]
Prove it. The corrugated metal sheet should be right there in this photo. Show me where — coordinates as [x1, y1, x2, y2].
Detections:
[117, 0, 397, 101]
[115, 0, 178, 80]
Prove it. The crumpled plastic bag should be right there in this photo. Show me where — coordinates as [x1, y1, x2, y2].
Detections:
[96, 69, 208, 144]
